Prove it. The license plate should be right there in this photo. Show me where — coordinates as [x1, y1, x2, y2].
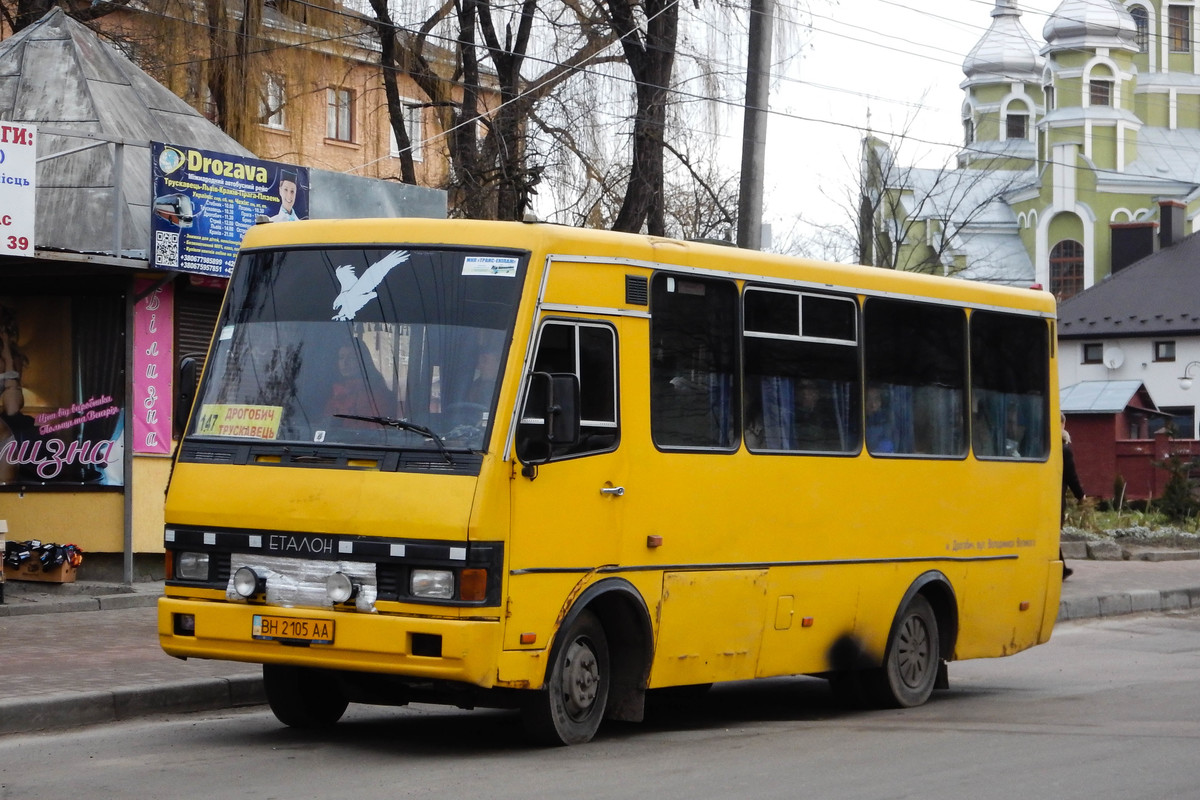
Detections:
[252, 614, 334, 645]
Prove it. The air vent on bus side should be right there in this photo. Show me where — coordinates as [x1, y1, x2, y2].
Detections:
[625, 275, 649, 306]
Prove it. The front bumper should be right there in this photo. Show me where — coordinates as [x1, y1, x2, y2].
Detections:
[158, 596, 504, 688]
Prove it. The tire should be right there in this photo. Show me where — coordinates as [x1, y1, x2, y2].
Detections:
[866, 594, 940, 709]
[522, 610, 610, 745]
[263, 664, 349, 729]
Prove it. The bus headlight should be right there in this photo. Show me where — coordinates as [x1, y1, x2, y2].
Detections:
[232, 566, 263, 598]
[326, 571, 358, 604]
[175, 552, 210, 580]
[411, 569, 454, 600]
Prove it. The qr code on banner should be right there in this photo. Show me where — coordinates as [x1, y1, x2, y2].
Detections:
[154, 230, 179, 269]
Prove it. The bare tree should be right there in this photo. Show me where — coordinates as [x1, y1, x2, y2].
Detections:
[369, 0, 621, 220]
[858, 131, 1036, 283]
[602, 0, 678, 235]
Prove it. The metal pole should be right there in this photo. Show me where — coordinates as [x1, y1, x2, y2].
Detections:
[737, 0, 773, 250]
[123, 285, 134, 585]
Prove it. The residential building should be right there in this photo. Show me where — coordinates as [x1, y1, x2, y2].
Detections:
[86, 0, 460, 189]
[1057, 229, 1200, 499]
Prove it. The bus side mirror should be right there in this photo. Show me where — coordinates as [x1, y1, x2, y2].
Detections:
[517, 372, 580, 473]
[175, 354, 202, 434]
[545, 373, 581, 447]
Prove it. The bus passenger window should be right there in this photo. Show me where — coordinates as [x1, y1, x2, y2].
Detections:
[970, 311, 1049, 460]
[651, 274, 739, 450]
[743, 287, 859, 454]
[517, 320, 618, 461]
[863, 299, 967, 457]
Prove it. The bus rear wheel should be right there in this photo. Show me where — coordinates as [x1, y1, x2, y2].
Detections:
[263, 664, 349, 729]
[868, 594, 940, 708]
[522, 610, 610, 745]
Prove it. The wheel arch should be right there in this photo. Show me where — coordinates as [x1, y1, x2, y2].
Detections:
[547, 577, 654, 723]
[891, 570, 958, 661]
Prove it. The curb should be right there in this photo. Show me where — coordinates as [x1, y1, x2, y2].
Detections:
[0, 590, 160, 617]
[1057, 586, 1200, 621]
[0, 674, 265, 736]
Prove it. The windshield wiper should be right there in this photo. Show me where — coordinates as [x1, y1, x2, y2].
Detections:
[333, 414, 455, 465]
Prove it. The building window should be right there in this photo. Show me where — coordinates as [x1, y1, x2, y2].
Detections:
[262, 74, 286, 130]
[1089, 79, 1112, 106]
[1170, 5, 1191, 52]
[388, 101, 424, 162]
[1044, 84, 1056, 111]
[1154, 340, 1176, 362]
[326, 87, 354, 142]
[963, 117, 974, 147]
[1006, 112, 1028, 141]
[1082, 343, 1104, 364]
[1050, 239, 1084, 301]
[1131, 6, 1150, 52]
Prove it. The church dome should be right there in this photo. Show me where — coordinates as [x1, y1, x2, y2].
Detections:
[1042, 0, 1138, 52]
[963, 1, 1044, 82]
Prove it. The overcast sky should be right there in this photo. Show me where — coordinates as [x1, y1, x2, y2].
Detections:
[759, 0, 1061, 242]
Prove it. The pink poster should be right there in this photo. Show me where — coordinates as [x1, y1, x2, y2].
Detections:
[133, 279, 174, 454]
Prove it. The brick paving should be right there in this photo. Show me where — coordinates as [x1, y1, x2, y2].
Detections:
[0, 605, 258, 702]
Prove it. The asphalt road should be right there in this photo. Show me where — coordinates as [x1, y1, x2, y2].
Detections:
[2, 610, 1198, 800]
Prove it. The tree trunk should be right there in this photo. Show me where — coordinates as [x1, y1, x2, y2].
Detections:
[605, 0, 678, 235]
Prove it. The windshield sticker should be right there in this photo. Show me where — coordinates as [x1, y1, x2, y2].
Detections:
[196, 404, 283, 439]
[332, 250, 409, 321]
[462, 256, 518, 277]
[218, 324, 234, 340]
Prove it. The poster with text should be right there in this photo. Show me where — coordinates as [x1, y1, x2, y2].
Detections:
[150, 142, 308, 277]
[0, 122, 36, 258]
[133, 279, 174, 454]
[1, 294, 125, 488]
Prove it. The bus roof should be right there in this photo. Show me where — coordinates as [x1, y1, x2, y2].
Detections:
[239, 218, 1057, 316]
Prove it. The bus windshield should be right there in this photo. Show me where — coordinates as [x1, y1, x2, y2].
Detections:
[190, 245, 527, 452]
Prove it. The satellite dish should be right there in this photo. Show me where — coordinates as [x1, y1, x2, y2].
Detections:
[1103, 346, 1125, 369]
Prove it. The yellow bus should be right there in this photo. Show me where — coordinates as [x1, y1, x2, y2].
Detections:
[159, 219, 1063, 745]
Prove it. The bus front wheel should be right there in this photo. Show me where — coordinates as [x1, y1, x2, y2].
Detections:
[868, 594, 940, 708]
[263, 664, 349, 729]
[522, 610, 610, 745]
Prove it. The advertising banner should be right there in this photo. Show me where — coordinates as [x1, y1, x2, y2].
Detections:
[1, 294, 125, 487]
[150, 142, 308, 277]
[133, 279, 174, 454]
[0, 122, 36, 259]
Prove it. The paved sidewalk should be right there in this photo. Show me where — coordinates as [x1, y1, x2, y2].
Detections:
[1, 554, 1199, 737]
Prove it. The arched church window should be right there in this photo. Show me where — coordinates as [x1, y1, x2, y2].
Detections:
[1050, 240, 1084, 301]
[1005, 103, 1029, 140]
[963, 117, 974, 147]
[1130, 6, 1149, 52]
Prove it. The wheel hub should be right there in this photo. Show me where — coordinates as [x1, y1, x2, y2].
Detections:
[561, 639, 600, 718]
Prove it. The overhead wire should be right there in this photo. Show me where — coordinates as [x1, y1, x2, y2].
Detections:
[61, 0, 1200, 196]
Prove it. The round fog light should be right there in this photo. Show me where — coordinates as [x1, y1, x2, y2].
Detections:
[232, 566, 261, 598]
[326, 571, 357, 604]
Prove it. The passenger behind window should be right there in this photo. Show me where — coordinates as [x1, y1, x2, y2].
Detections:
[972, 396, 998, 457]
[1004, 405, 1026, 458]
[325, 339, 398, 424]
[865, 386, 895, 454]
[792, 379, 840, 451]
